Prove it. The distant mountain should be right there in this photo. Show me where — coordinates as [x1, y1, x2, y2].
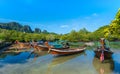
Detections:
[0, 22, 33, 33]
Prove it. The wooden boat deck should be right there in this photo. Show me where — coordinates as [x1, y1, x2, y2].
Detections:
[50, 48, 85, 52]
[49, 47, 86, 55]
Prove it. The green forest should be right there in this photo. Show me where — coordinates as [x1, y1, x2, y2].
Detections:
[0, 9, 120, 42]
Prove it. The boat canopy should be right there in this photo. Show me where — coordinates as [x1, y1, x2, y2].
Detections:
[49, 40, 69, 48]
[97, 38, 110, 48]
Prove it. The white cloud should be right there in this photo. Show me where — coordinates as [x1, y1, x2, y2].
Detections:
[60, 25, 69, 28]
[92, 13, 98, 16]
[84, 13, 98, 19]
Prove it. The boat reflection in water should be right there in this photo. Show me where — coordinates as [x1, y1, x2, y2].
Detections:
[27, 51, 48, 61]
[52, 52, 85, 66]
[0, 51, 21, 59]
[46, 51, 86, 74]
[93, 57, 114, 74]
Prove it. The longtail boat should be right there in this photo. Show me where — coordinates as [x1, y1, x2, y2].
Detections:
[34, 44, 70, 51]
[15, 40, 32, 49]
[94, 49, 113, 59]
[34, 45, 49, 51]
[49, 47, 86, 56]
[33, 41, 70, 51]
[94, 38, 113, 62]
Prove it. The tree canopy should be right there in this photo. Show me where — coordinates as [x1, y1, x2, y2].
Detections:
[104, 9, 120, 41]
[0, 9, 120, 42]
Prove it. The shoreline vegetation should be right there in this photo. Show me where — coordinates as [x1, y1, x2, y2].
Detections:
[0, 41, 120, 52]
[0, 9, 120, 47]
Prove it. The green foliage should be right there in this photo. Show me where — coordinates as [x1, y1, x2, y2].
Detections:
[104, 9, 120, 41]
[1, 9, 120, 42]
[67, 30, 79, 42]
[60, 28, 92, 42]
[92, 25, 109, 40]
[0, 29, 59, 42]
[115, 9, 120, 20]
[60, 34, 69, 40]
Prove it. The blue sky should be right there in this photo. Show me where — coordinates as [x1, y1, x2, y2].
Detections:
[0, 0, 120, 34]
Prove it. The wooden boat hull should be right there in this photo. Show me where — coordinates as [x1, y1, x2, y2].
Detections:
[35, 45, 49, 51]
[94, 50, 113, 59]
[16, 42, 32, 49]
[35, 45, 70, 51]
[49, 48, 85, 56]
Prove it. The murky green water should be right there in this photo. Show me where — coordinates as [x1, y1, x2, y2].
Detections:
[0, 48, 120, 74]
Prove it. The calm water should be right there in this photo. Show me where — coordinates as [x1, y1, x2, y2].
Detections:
[0, 48, 120, 74]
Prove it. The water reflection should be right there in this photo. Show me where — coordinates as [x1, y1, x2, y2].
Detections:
[0, 50, 48, 67]
[46, 52, 86, 74]
[0, 48, 120, 74]
[27, 51, 48, 61]
[93, 57, 114, 74]
[0, 52, 21, 59]
[50, 52, 85, 66]
[112, 52, 120, 74]
[0, 52, 30, 63]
